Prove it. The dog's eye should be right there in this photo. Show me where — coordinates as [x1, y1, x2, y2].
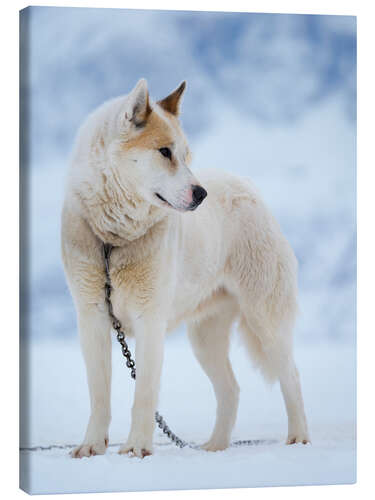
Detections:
[159, 147, 172, 160]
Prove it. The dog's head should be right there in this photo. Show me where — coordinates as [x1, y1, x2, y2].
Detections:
[111, 79, 207, 212]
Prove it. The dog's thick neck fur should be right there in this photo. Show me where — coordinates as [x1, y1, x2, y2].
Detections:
[74, 173, 166, 247]
[69, 100, 168, 247]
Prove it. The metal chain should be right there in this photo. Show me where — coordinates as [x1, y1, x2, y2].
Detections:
[20, 438, 276, 453]
[103, 243, 136, 379]
[102, 243, 188, 448]
[19, 441, 182, 453]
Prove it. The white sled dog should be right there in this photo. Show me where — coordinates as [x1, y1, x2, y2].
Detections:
[62, 79, 310, 459]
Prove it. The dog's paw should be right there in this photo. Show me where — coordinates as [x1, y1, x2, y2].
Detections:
[201, 437, 230, 452]
[70, 438, 108, 458]
[119, 440, 153, 458]
[286, 433, 310, 445]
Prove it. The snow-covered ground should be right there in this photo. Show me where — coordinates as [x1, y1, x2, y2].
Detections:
[20, 332, 356, 494]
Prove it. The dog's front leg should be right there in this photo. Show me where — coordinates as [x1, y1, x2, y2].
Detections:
[119, 313, 166, 458]
[71, 303, 112, 458]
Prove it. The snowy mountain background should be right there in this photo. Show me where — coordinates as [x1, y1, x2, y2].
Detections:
[20, 8, 356, 494]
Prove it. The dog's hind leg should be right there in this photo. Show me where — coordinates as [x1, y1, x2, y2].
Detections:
[279, 356, 310, 444]
[187, 297, 239, 452]
[71, 304, 112, 458]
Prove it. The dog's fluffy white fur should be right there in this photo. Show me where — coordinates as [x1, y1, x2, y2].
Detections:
[61, 79, 309, 458]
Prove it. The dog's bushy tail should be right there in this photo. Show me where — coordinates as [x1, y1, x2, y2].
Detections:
[238, 295, 298, 384]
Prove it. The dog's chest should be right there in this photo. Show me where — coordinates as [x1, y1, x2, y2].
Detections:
[109, 257, 158, 312]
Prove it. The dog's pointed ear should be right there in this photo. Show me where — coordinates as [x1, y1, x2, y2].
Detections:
[157, 81, 186, 116]
[127, 78, 152, 127]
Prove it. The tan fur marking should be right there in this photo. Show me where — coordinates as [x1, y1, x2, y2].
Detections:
[122, 112, 174, 152]
[112, 258, 157, 306]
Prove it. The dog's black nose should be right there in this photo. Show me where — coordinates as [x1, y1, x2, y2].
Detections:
[192, 185, 207, 206]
